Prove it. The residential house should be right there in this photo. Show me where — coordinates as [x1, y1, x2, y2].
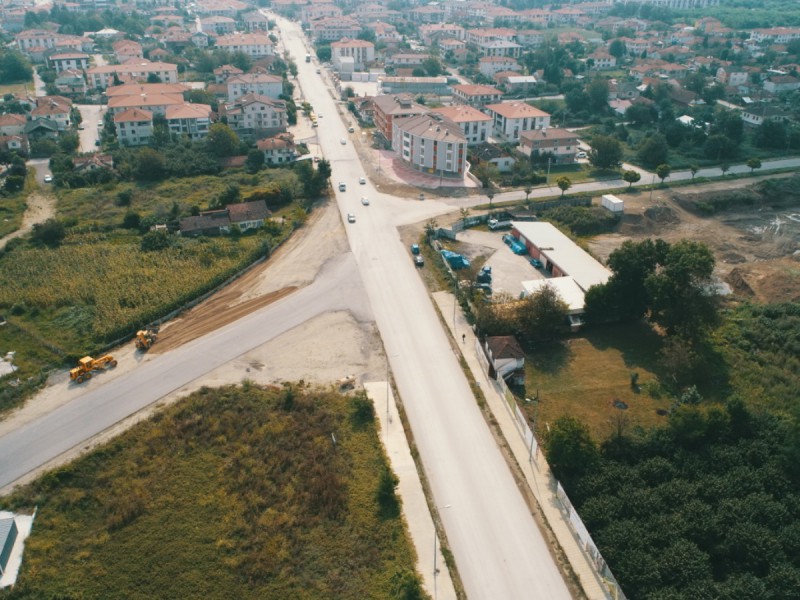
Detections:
[48, 52, 90, 74]
[301, 3, 343, 25]
[257, 133, 296, 165]
[483, 335, 525, 385]
[214, 64, 243, 84]
[519, 127, 579, 163]
[24, 118, 59, 140]
[114, 107, 154, 146]
[0, 135, 29, 154]
[221, 93, 288, 137]
[392, 113, 467, 178]
[310, 16, 361, 42]
[485, 102, 551, 142]
[470, 142, 516, 173]
[0, 114, 27, 137]
[107, 89, 186, 115]
[201, 16, 236, 35]
[716, 67, 748, 87]
[515, 30, 546, 48]
[179, 211, 231, 236]
[465, 27, 516, 45]
[54, 69, 88, 96]
[112, 39, 143, 62]
[331, 39, 375, 72]
[432, 104, 492, 146]
[228, 200, 271, 230]
[372, 94, 429, 143]
[587, 50, 616, 70]
[214, 33, 273, 58]
[240, 11, 271, 32]
[478, 40, 522, 58]
[191, 31, 211, 48]
[31, 96, 72, 130]
[15, 29, 60, 60]
[73, 153, 114, 172]
[419, 23, 465, 45]
[763, 75, 800, 94]
[495, 73, 538, 94]
[366, 21, 402, 45]
[410, 5, 445, 23]
[378, 77, 450, 96]
[387, 54, 426, 69]
[451, 83, 503, 107]
[166, 103, 213, 140]
[86, 60, 179, 90]
[479, 56, 521, 78]
[741, 104, 791, 127]
[226, 73, 283, 101]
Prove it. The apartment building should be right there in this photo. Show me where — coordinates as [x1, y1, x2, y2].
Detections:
[166, 103, 213, 140]
[331, 39, 375, 72]
[431, 104, 492, 146]
[485, 102, 551, 142]
[214, 33, 273, 58]
[451, 83, 503, 107]
[479, 56, 521, 78]
[114, 108, 154, 146]
[392, 113, 467, 178]
[372, 94, 429, 143]
[48, 52, 90, 74]
[221, 93, 288, 136]
[226, 73, 284, 101]
[86, 60, 179, 90]
[519, 127, 580, 163]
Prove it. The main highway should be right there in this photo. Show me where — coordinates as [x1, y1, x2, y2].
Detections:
[0, 19, 573, 600]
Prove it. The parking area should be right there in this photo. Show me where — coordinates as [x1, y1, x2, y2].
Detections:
[457, 229, 546, 297]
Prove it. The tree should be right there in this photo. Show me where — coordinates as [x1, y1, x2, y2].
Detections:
[637, 133, 668, 168]
[487, 187, 495, 209]
[206, 122, 239, 157]
[720, 162, 730, 176]
[690, 164, 699, 179]
[587, 77, 610, 113]
[460, 206, 470, 227]
[588, 135, 623, 170]
[556, 176, 571, 196]
[623, 169, 641, 189]
[645, 240, 716, 338]
[747, 157, 762, 173]
[545, 416, 598, 486]
[655, 163, 671, 184]
[608, 39, 627, 59]
[754, 119, 788, 149]
[245, 148, 264, 173]
[140, 230, 171, 252]
[523, 186, 532, 203]
[422, 56, 443, 76]
[135, 147, 165, 181]
[0, 50, 33, 83]
[625, 103, 657, 127]
[31, 218, 66, 247]
[517, 284, 569, 342]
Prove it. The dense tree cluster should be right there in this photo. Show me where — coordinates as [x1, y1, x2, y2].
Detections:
[554, 400, 800, 600]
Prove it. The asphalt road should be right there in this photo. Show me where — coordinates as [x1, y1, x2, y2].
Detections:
[0, 253, 361, 490]
[276, 17, 571, 600]
[76, 104, 105, 153]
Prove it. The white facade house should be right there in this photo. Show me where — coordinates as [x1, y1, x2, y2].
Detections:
[478, 40, 522, 58]
[214, 33, 274, 58]
[451, 84, 504, 106]
[226, 73, 283, 101]
[166, 103, 213, 141]
[257, 133, 297, 164]
[485, 102, 551, 142]
[392, 113, 467, 178]
[431, 105, 492, 146]
[478, 56, 521, 78]
[331, 39, 375, 72]
[519, 128, 580, 163]
[222, 93, 288, 136]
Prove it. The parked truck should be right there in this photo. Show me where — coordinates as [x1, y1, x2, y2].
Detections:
[488, 218, 512, 230]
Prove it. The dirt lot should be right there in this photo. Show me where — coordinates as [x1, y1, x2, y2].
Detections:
[589, 174, 800, 303]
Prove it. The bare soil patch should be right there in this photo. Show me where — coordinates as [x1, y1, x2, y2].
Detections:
[0, 191, 56, 250]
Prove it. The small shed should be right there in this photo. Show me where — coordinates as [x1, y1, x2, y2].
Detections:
[0, 517, 18, 576]
[484, 335, 526, 385]
[601, 194, 624, 213]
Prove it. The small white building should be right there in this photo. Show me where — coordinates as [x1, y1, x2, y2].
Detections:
[47, 52, 90, 74]
[222, 93, 288, 136]
[331, 38, 375, 72]
[257, 133, 297, 165]
[519, 127, 579, 163]
[226, 73, 283, 101]
[484, 102, 551, 143]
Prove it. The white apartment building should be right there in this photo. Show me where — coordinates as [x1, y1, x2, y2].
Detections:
[214, 33, 273, 58]
[226, 73, 283, 101]
[222, 93, 288, 135]
[519, 127, 580, 163]
[478, 56, 521, 78]
[392, 113, 467, 178]
[331, 39, 375, 71]
[114, 108, 154, 146]
[451, 83, 504, 107]
[310, 17, 362, 42]
[48, 52, 90, 74]
[166, 103, 213, 141]
[478, 40, 523, 58]
[485, 102, 551, 142]
[419, 23, 465, 44]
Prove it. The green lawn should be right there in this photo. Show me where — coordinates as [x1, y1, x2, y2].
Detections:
[3, 384, 422, 600]
[523, 322, 672, 441]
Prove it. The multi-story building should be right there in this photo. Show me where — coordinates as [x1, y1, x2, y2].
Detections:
[47, 52, 90, 74]
[478, 40, 522, 58]
[410, 5, 445, 23]
[112, 39, 143, 62]
[451, 83, 503, 107]
[301, 3, 343, 24]
[240, 11, 271, 32]
[419, 23, 465, 45]
[31, 96, 72, 130]
[15, 29, 60, 60]
[166, 103, 213, 141]
[54, 69, 88, 96]
[221, 93, 288, 137]
[331, 39, 375, 72]
[114, 108, 154, 146]
[257, 133, 297, 165]
[392, 113, 467, 178]
[86, 60, 179, 90]
[372, 94, 429, 143]
[465, 27, 516, 45]
[201, 16, 236, 35]
[214, 64, 244, 84]
[484, 102, 551, 142]
[587, 50, 616, 70]
[478, 56, 521, 78]
[226, 73, 284, 101]
[431, 104, 492, 146]
[0, 114, 27, 137]
[749, 27, 800, 44]
[214, 33, 273, 58]
[386, 53, 426, 68]
[106, 82, 188, 115]
[310, 16, 362, 42]
[519, 127, 580, 163]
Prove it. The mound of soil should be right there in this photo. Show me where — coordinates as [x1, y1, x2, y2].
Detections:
[725, 267, 755, 297]
[644, 205, 680, 225]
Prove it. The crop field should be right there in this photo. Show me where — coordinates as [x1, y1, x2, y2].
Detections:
[0, 233, 270, 354]
[2, 384, 422, 599]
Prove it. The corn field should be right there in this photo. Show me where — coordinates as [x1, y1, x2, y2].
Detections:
[0, 235, 267, 352]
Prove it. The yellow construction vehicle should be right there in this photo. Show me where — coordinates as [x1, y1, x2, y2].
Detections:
[70, 355, 117, 383]
[134, 326, 159, 351]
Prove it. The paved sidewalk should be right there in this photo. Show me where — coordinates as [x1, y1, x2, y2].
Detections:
[364, 382, 457, 600]
[432, 291, 611, 600]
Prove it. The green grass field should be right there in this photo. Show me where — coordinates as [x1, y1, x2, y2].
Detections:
[2, 384, 422, 600]
[524, 322, 672, 440]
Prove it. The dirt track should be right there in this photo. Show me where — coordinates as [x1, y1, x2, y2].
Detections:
[0, 191, 56, 250]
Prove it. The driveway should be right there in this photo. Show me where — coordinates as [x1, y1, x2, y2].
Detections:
[75, 104, 105, 152]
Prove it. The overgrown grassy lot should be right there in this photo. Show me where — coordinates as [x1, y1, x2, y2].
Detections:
[525, 322, 672, 439]
[2, 384, 422, 600]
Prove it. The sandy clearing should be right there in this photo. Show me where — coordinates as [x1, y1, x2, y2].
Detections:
[0, 191, 56, 250]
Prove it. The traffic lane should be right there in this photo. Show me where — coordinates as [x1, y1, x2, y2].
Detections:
[0, 253, 363, 491]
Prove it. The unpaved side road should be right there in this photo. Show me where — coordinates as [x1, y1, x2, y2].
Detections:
[0, 192, 56, 251]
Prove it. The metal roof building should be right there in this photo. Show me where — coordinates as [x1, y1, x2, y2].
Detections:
[0, 517, 18, 576]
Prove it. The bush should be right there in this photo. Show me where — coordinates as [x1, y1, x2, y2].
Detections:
[31, 218, 66, 247]
[140, 230, 171, 252]
[122, 212, 141, 229]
